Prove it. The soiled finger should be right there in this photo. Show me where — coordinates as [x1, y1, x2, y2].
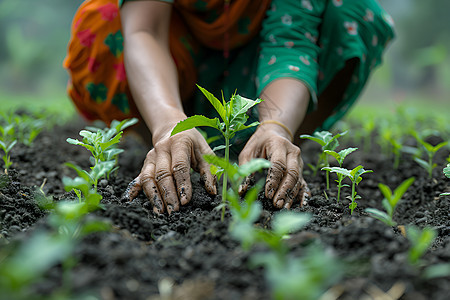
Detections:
[124, 176, 142, 202]
[272, 149, 301, 208]
[265, 148, 287, 200]
[195, 148, 217, 195]
[141, 160, 165, 214]
[155, 149, 179, 214]
[171, 143, 192, 205]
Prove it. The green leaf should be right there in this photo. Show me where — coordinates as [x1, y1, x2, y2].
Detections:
[337, 147, 358, 163]
[237, 159, 271, 178]
[391, 177, 415, 207]
[91, 160, 116, 181]
[171, 115, 221, 136]
[444, 164, 450, 178]
[272, 211, 311, 237]
[432, 141, 448, 153]
[349, 201, 357, 214]
[365, 208, 394, 226]
[62, 176, 90, 196]
[229, 95, 262, 131]
[232, 120, 260, 133]
[66, 137, 96, 154]
[378, 183, 393, 202]
[197, 85, 226, 121]
[212, 145, 227, 152]
[65, 162, 93, 184]
[99, 131, 122, 151]
[322, 166, 352, 178]
[6, 140, 17, 152]
[414, 157, 430, 171]
[103, 148, 124, 161]
[203, 154, 238, 179]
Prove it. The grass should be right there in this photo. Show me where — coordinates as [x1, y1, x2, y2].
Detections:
[0, 90, 75, 119]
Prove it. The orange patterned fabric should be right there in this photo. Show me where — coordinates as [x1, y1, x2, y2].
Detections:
[64, 0, 271, 124]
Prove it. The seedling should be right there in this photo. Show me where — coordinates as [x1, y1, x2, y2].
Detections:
[67, 118, 138, 178]
[324, 147, 357, 202]
[365, 177, 415, 226]
[412, 132, 448, 179]
[321, 165, 372, 214]
[64, 118, 136, 209]
[300, 131, 347, 190]
[441, 164, 450, 196]
[0, 122, 17, 171]
[407, 225, 437, 265]
[172, 85, 262, 219]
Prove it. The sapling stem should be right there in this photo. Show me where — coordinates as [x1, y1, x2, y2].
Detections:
[221, 125, 230, 221]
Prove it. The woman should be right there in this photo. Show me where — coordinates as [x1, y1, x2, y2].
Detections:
[64, 0, 394, 214]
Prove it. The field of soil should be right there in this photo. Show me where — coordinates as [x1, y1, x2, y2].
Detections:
[1, 117, 449, 300]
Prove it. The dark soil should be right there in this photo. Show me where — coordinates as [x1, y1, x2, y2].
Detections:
[1, 117, 449, 300]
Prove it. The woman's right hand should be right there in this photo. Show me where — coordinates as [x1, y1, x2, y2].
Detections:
[125, 128, 217, 214]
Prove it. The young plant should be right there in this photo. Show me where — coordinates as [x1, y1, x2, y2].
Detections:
[321, 165, 372, 214]
[0, 122, 17, 171]
[412, 132, 448, 179]
[407, 225, 437, 265]
[300, 131, 347, 190]
[365, 177, 415, 226]
[324, 147, 358, 202]
[441, 164, 450, 196]
[171, 85, 262, 218]
[67, 118, 138, 179]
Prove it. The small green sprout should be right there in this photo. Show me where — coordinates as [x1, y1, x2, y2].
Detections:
[172, 85, 262, 219]
[365, 177, 415, 226]
[441, 164, 450, 196]
[0, 122, 17, 171]
[406, 225, 437, 265]
[412, 132, 448, 179]
[300, 131, 347, 190]
[324, 147, 358, 202]
[67, 118, 138, 178]
[321, 165, 372, 214]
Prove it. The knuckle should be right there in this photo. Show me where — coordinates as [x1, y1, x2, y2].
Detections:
[270, 160, 286, 175]
[172, 161, 190, 176]
[155, 169, 172, 183]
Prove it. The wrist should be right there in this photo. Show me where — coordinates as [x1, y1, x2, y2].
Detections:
[258, 120, 294, 142]
[147, 108, 187, 144]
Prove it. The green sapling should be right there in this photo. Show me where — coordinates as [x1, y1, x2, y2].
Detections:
[365, 177, 415, 226]
[323, 147, 357, 202]
[412, 132, 448, 179]
[321, 165, 372, 214]
[0, 123, 17, 171]
[407, 225, 437, 265]
[300, 130, 347, 189]
[171, 85, 263, 219]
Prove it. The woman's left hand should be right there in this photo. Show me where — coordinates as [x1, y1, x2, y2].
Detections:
[238, 123, 309, 209]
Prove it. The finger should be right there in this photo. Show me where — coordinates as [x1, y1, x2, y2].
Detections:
[155, 149, 179, 214]
[140, 161, 165, 214]
[283, 178, 302, 209]
[171, 143, 192, 206]
[238, 174, 254, 196]
[272, 148, 300, 208]
[265, 147, 287, 201]
[195, 148, 217, 195]
[238, 148, 256, 196]
[124, 176, 142, 201]
[296, 179, 311, 207]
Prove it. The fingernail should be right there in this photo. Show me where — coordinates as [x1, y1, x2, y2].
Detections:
[284, 202, 291, 209]
[167, 205, 173, 214]
[276, 200, 284, 208]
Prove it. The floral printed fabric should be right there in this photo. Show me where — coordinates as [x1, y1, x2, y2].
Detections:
[258, 0, 395, 130]
[65, 0, 394, 134]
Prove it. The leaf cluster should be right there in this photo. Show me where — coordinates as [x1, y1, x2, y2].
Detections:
[365, 177, 415, 226]
[172, 85, 262, 144]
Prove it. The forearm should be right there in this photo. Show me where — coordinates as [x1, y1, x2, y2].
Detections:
[121, 1, 185, 144]
[258, 78, 310, 141]
[124, 32, 186, 143]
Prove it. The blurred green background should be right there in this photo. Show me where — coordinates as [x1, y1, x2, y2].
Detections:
[0, 0, 449, 116]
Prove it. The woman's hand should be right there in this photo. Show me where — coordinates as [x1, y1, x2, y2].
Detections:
[238, 123, 309, 209]
[125, 128, 217, 214]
